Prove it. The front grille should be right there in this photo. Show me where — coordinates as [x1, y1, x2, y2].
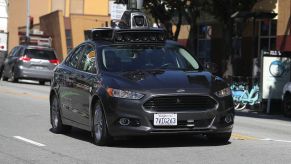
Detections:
[143, 95, 217, 111]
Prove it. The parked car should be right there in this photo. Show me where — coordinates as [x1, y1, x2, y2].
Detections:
[1, 45, 59, 85]
[0, 51, 8, 78]
[282, 82, 291, 117]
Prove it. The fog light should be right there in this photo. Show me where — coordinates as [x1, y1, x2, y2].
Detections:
[119, 118, 131, 126]
[225, 114, 233, 124]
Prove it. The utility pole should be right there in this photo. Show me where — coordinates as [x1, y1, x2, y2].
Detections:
[26, 0, 30, 43]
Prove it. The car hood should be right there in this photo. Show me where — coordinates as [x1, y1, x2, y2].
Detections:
[102, 70, 226, 94]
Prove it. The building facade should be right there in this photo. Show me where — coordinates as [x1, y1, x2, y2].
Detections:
[0, 0, 8, 52]
[7, 0, 109, 59]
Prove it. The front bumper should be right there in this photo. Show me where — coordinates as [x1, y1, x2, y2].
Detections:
[103, 95, 234, 137]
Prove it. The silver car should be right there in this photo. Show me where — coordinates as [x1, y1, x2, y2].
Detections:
[1, 45, 59, 85]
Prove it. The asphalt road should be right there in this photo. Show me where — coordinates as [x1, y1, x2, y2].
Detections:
[1, 80, 291, 164]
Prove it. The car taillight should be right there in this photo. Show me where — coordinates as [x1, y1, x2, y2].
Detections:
[19, 55, 31, 62]
[49, 59, 59, 65]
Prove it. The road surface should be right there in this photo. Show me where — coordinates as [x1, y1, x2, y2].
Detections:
[0, 80, 291, 164]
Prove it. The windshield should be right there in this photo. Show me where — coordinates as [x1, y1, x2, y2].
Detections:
[99, 46, 201, 72]
[25, 49, 57, 60]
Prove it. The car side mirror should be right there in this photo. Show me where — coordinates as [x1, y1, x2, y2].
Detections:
[204, 62, 218, 74]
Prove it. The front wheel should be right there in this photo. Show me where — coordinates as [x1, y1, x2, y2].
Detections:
[207, 132, 232, 144]
[50, 95, 71, 133]
[2, 73, 8, 81]
[39, 80, 45, 85]
[282, 94, 291, 117]
[92, 102, 112, 146]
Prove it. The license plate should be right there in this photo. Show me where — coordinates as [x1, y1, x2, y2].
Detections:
[154, 113, 177, 126]
[35, 66, 44, 70]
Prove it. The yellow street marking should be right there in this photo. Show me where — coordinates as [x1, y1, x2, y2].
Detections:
[231, 133, 258, 140]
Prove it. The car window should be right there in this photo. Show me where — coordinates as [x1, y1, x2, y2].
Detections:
[17, 47, 25, 57]
[66, 45, 86, 69]
[99, 46, 201, 72]
[9, 47, 18, 57]
[78, 45, 96, 74]
[25, 49, 57, 60]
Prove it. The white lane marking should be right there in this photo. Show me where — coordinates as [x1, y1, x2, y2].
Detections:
[13, 136, 46, 147]
[260, 138, 291, 143]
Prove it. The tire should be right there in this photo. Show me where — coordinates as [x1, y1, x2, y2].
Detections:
[282, 94, 291, 117]
[50, 95, 71, 133]
[39, 80, 45, 85]
[0, 67, 3, 79]
[207, 132, 232, 144]
[2, 74, 8, 81]
[92, 102, 112, 146]
[10, 69, 18, 83]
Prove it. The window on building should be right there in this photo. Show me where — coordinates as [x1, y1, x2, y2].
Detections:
[258, 19, 277, 55]
[65, 30, 73, 52]
[197, 25, 212, 64]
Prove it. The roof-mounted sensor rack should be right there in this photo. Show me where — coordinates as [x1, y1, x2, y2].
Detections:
[84, 8, 166, 44]
[85, 28, 166, 45]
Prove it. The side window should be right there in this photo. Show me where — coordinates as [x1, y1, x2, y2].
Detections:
[15, 47, 24, 57]
[66, 45, 85, 69]
[9, 47, 18, 57]
[78, 45, 97, 74]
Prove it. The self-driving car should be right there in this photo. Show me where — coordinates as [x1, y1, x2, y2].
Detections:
[49, 10, 234, 146]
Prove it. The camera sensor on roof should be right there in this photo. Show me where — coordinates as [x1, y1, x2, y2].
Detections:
[119, 10, 149, 29]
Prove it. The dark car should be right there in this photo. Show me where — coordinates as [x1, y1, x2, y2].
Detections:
[49, 31, 234, 146]
[0, 51, 8, 78]
[1, 45, 59, 85]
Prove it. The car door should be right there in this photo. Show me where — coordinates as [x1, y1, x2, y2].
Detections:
[58, 45, 86, 122]
[73, 43, 97, 126]
[3, 46, 20, 77]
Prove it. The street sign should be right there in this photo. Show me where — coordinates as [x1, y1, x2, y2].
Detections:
[0, 32, 7, 51]
[261, 51, 291, 100]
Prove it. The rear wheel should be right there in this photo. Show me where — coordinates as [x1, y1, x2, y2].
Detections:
[10, 69, 18, 83]
[50, 95, 71, 133]
[282, 94, 291, 117]
[207, 132, 232, 144]
[92, 102, 112, 146]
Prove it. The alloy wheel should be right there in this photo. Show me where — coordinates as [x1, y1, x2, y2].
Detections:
[94, 104, 103, 142]
[51, 98, 59, 129]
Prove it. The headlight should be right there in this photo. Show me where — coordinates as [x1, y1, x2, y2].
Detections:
[215, 88, 231, 98]
[106, 88, 144, 100]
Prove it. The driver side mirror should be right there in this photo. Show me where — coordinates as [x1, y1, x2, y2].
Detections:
[204, 62, 218, 74]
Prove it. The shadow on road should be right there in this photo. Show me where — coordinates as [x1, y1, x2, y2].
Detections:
[236, 110, 291, 122]
[16, 80, 50, 86]
[51, 128, 231, 148]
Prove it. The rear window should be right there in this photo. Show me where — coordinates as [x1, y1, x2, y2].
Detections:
[25, 49, 57, 60]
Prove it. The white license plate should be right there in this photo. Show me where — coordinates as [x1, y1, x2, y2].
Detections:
[35, 66, 44, 70]
[154, 113, 177, 126]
